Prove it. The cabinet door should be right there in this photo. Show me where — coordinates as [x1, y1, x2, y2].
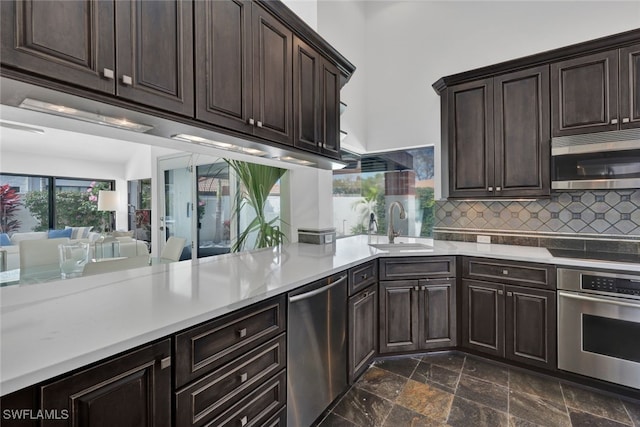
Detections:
[320, 59, 341, 158]
[293, 36, 320, 152]
[448, 79, 495, 198]
[461, 280, 504, 357]
[41, 339, 171, 427]
[252, 4, 293, 145]
[379, 281, 419, 354]
[116, 0, 194, 116]
[505, 286, 556, 370]
[0, 0, 115, 93]
[620, 43, 640, 130]
[551, 50, 619, 136]
[348, 285, 378, 383]
[418, 279, 456, 349]
[195, 0, 253, 134]
[494, 65, 550, 197]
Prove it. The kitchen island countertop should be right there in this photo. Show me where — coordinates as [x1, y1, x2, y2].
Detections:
[2, 235, 638, 395]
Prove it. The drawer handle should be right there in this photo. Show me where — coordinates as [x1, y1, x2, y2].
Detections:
[160, 356, 171, 370]
[414, 286, 419, 291]
[240, 416, 248, 426]
[361, 273, 368, 280]
[102, 68, 114, 79]
[502, 269, 509, 275]
[239, 372, 248, 383]
[121, 74, 133, 85]
[623, 117, 630, 123]
[488, 186, 493, 191]
[248, 118, 255, 125]
[507, 291, 513, 297]
[498, 290, 504, 295]
[257, 121, 263, 128]
[238, 328, 247, 338]
[611, 118, 618, 125]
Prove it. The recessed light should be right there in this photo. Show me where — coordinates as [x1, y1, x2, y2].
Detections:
[172, 134, 268, 157]
[18, 98, 153, 133]
[279, 156, 315, 166]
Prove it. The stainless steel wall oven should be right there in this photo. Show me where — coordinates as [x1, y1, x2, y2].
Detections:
[557, 268, 640, 389]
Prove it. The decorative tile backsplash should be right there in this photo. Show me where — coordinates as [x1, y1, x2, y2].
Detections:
[434, 190, 640, 237]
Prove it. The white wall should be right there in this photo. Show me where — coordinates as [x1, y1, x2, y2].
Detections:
[363, 1, 640, 153]
[282, 0, 318, 30]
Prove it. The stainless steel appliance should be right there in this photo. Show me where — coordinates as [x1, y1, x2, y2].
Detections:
[557, 268, 640, 389]
[287, 273, 348, 427]
[551, 129, 640, 189]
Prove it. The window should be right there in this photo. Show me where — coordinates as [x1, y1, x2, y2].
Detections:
[0, 173, 114, 233]
[333, 146, 435, 238]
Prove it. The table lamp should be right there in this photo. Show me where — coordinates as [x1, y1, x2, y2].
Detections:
[98, 190, 118, 234]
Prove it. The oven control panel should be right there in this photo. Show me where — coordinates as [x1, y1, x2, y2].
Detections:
[582, 274, 640, 296]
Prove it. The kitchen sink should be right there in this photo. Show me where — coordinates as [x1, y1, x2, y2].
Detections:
[368, 243, 433, 251]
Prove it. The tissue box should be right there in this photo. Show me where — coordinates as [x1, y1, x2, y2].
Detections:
[298, 228, 336, 245]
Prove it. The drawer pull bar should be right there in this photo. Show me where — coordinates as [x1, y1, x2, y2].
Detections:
[238, 328, 247, 338]
[240, 416, 248, 426]
[239, 372, 248, 383]
[502, 269, 509, 275]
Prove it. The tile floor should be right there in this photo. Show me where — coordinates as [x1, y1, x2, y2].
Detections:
[316, 352, 640, 427]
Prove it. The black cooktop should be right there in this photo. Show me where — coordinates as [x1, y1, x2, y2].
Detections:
[547, 248, 640, 264]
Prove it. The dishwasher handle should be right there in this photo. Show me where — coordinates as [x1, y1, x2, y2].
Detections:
[289, 275, 348, 303]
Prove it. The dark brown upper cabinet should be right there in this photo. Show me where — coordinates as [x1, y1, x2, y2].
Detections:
[552, 44, 640, 136]
[1, 0, 194, 116]
[293, 36, 341, 158]
[448, 66, 550, 198]
[195, 1, 292, 145]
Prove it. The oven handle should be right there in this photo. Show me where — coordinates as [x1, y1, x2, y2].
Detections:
[558, 290, 640, 309]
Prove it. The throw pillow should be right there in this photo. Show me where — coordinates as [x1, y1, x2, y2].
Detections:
[48, 228, 73, 239]
[65, 226, 93, 239]
[0, 233, 11, 246]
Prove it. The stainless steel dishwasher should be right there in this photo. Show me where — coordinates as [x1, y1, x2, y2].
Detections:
[287, 273, 348, 427]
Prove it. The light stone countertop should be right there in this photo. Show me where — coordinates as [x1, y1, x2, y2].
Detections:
[1, 235, 639, 395]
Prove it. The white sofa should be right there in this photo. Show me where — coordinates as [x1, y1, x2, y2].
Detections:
[1, 231, 149, 271]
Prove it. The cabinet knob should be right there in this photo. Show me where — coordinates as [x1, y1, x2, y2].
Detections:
[121, 75, 133, 85]
[240, 416, 248, 427]
[318, 141, 324, 148]
[623, 118, 630, 123]
[102, 68, 114, 80]
[239, 372, 248, 383]
[414, 286, 419, 291]
[498, 290, 504, 295]
[257, 121, 263, 128]
[248, 118, 255, 125]
[496, 186, 502, 192]
[160, 356, 171, 370]
[611, 118, 618, 125]
[362, 292, 368, 299]
[488, 186, 493, 191]
[361, 273, 368, 279]
[421, 285, 426, 291]
[507, 291, 513, 297]
[237, 328, 247, 338]
[502, 269, 509, 275]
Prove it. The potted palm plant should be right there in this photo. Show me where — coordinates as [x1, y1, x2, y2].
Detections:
[226, 160, 287, 252]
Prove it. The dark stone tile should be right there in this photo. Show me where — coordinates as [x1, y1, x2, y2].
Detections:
[509, 369, 564, 405]
[397, 379, 454, 422]
[509, 390, 570, 427]
[317, 412, 357, 427]
[561, 383, 632, 425]
[623, 399, 640, 425]
[539, 237, 585, 251]
[508, 415, 540, 427]
[498, 235, 539, 247]
[375, 357, 420, 379]
[462, 356, 509, 387]
[356, 366, 408, 402]
[447, 396, 508, 427]
[421, 352, 465, 373]
[382, 404, 442, 427]
[332, 386, 394, 426]
[411, 362, 459, 393]
[584, 239, 638, 255]
[456, 374, 508, 412]
[569, 409, 631, 427]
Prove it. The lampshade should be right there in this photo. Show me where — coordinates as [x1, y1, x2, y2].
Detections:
[97, 190, 119, 211]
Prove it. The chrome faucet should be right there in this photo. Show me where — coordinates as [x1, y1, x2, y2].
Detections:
[387, 201, 406, 244]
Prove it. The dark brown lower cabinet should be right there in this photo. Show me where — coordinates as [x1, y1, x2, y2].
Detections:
[348, 284, 378, 383]
[40, 339, 172, 427]
[461, 279, 556, 370]
[379, 278, 456, 354]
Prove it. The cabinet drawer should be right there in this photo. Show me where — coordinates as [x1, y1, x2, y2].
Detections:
[379, 256, 456, 280]
[176, 334, 286, 427]
[463, 257, 555, 289]
[349, 260, 378, 295]
[175, 296, 285, 388]
[208, 370, 286, 427]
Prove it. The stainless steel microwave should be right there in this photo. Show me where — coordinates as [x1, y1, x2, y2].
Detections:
[551, 129, 640, 190]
